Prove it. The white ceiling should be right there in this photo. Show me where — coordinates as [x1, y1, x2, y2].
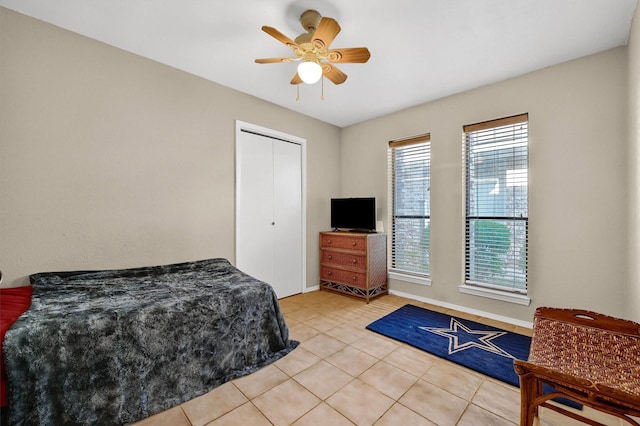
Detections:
[1, 0, 637, 127]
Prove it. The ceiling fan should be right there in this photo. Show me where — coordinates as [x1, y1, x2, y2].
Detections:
[255, 10, 371, 87]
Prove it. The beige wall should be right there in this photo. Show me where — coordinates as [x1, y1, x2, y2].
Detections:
[1, 6, 636, 324]
[0, 8, 341, 289]
[628, 5, 640, 323]
[342, 48, 629, 322]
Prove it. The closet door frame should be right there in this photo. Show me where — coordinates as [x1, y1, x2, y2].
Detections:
[234, 120, 307, 296]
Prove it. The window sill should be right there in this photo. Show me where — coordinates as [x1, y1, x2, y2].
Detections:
[459, 283, 530, 306]
[389, 271, 431, 286]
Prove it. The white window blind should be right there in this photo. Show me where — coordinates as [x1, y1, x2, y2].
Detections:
[388, 134, 431, 278]
[463, 114, 528, 293]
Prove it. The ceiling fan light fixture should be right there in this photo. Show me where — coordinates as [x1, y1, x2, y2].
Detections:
[297, 61, 323, 84]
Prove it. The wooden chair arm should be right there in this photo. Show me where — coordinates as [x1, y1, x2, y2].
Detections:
[514, 359, 595, 390]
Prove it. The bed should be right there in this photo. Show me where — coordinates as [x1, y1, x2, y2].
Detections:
[3, 258, 298, 425]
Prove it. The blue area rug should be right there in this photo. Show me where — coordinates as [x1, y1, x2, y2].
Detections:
[366, 304, 580, 409]
[366, 304, 527, 386]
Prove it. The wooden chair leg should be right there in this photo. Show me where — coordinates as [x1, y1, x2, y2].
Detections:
[519, 373, 541, 426]
[533, 377, 543, 421]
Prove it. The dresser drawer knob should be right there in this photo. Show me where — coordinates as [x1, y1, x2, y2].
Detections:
[328, 255, 332, 260]
[352, 259, 357, 264]
[327, 271, 333, 276]
[327, 240, 332, 244]
[352, 276, 357, 281]
[352, 242, 357, 246]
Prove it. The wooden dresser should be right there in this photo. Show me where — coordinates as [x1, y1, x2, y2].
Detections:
[319, 231, 387, 303]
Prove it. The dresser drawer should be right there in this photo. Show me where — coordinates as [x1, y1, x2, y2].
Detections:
[320, 250, 366, 270]
[320, 234, 366, 251]
[320, 266, 367, 289]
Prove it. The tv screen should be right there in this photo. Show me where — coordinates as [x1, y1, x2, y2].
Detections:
[331, 197, 376, 232]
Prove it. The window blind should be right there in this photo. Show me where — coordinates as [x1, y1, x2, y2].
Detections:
[463, 114, 528, 293]
[388, 134, 431, 277]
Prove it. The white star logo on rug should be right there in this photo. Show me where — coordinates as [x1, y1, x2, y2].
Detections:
[419, 318, 516, 359]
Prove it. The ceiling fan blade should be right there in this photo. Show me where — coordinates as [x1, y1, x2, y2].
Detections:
[262, 26, 298, 49]
[255, 57, 296, 64]
[322, 63, 347, 85]
[290, 73, 303, 85]
[327, 47, 371, 63]
[312, 17, 341, 50]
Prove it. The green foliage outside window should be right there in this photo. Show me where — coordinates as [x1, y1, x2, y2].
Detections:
[422, 224, 430, 250]
[473, 220, 511, 275]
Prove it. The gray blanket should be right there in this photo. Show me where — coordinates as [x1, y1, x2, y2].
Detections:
[3, 258, 298, 425]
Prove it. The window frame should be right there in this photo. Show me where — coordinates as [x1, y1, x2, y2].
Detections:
[461, 114, 530, 305]
[387, 134, 432, 286]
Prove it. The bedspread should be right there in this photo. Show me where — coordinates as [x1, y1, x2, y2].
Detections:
[3, 258, 298, 425]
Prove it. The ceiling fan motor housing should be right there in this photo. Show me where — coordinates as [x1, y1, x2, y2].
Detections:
[294, 10, 322, 48]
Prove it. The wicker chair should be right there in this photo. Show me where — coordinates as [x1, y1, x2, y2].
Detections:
[513, 307, 640, 426]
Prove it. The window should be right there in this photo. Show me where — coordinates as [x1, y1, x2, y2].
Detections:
[388, 134, 431, 282]
[463, 114, 528, 294]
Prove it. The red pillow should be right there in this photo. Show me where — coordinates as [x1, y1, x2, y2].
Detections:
[0, 286, 32, 407]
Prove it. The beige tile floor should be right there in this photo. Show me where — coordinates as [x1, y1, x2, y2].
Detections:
[134, 291, 626, 426]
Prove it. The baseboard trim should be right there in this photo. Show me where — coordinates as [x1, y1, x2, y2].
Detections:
[388, 288, 533, 329]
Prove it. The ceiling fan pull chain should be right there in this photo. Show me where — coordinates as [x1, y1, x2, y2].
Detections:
[321, 77, 325, 101]
[296, 84, 300, 102]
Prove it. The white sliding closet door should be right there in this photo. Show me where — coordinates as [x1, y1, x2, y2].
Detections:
[272, 140, 302, 297]
[236, 123, 304, 299]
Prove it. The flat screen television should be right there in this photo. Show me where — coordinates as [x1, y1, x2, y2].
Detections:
[331, 197, 377, 232]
